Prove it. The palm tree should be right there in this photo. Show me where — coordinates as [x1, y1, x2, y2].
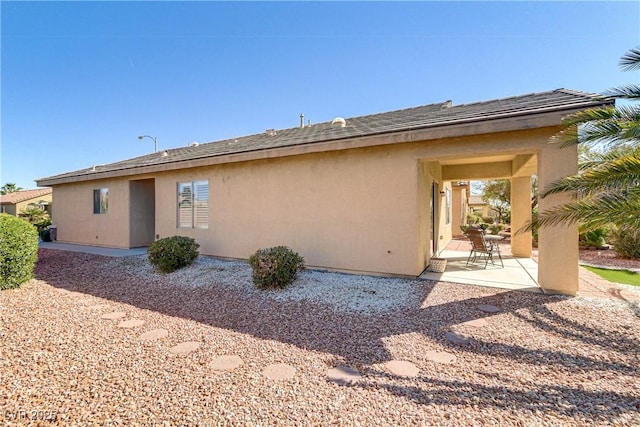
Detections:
[0, 183, 24, 195]
[533, 46, 640, 233]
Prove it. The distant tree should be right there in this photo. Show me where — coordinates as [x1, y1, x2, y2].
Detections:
[482, 180, 510, 223]
[19, 204, 51, 232]
[0, 183, 23, 195]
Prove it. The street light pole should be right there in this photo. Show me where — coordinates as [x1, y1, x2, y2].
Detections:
[137, 135, 157, 153]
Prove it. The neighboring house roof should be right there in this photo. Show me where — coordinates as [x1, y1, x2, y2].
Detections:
[468, 195, 486, 205]
[0, 188, 52, 205]
[37, 89, 613, 186]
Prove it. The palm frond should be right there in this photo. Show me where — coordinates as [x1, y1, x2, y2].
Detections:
[542, 149, 640, 197]
[551, 105, 640, 148]
[604, 84, 640, 100]
[619, 46, 640, 71]
[521, 192, 640, 233]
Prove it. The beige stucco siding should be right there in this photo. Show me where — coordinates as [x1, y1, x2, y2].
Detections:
[51, 180, 130, 248]
[155, 146, 423, 276]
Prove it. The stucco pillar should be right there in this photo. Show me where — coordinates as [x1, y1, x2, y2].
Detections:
[537, 143, 579, 295]
[510, 176, 532, 257]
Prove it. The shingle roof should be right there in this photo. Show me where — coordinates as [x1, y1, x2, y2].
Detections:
[0, 188, 52, 204]
[37, 89, 612, 185]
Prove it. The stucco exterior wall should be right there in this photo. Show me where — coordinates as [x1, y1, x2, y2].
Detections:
[51, 180, 130, 248]
[154, 146, 423, 276]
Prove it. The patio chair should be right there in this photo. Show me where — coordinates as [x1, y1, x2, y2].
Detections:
[465, 228, 504, 268]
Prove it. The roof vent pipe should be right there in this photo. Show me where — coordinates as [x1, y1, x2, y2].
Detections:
[300, 113, 304, 128]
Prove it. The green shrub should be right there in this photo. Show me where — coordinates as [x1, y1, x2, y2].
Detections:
[466, 213, 481, 225]
[488, 223, 506, 235]
[611, 227, 640, 259]
[248, 246, 305, 290]
[147, 236, 200, 273]
[481, 216, 495, 224]
[0, 214, 39, 290]
[579, 228, 608, 248]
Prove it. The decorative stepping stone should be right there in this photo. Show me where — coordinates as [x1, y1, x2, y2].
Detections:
[461, 318, 489, 328]
[100, 312, 127, 320]
[139, 329, 169, 341]
[88, 304, 109, 310]
[263, 363, 296, 380]
[327, 366, 362, 386]
[477, 304, 500, 313]
[425, 350, 457, 364]
[210, 355, 243, 371]
[385, 360, 419, 377]
[169, 341, 201, 355]
[445, 331, 471, 345]
[117, 319, 145, 328]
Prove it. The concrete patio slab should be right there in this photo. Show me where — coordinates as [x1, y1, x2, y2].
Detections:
[420, 250, 540, 292]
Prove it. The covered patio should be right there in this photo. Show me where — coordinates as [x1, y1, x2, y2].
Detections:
[420, 237, 541, 292]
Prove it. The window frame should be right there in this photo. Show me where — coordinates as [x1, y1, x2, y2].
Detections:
[93, 188, 109, 214]
[177, 180, 209, 229]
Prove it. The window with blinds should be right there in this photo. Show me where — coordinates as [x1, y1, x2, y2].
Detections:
[177, 180, 208, 229]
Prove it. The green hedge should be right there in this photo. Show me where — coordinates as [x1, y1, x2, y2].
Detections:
[147, 236, 200, 273]
[0, 214, 39, 290]
[248, 246, 305, 290]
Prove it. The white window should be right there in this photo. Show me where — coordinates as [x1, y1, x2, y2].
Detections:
[177, 180, 208, 229]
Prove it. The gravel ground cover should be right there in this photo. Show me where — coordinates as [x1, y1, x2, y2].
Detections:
[1, 249, 639, 426]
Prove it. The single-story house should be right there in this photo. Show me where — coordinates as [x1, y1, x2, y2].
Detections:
[36, 89, 613, 295]
[0, 188, 52, 216]
[468, 195, 490, 218]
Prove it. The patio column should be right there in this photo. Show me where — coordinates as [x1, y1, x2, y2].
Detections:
[537, 143, 579, 295]
[510, 176, 532, 257]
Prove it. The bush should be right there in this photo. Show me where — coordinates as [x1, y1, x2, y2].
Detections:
[481, 216, 495, 224]
[466, 213, 481, 225]
[0, 214, 39, 290]
[248, 246, 305, 290]
[579, 228, 608, 248]
[488, 223, 506, 235]
[610, 227, 640, 259]
[147, 236, 200, 273]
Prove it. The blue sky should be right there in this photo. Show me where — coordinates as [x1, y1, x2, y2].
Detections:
[2, 1, 639, 189]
